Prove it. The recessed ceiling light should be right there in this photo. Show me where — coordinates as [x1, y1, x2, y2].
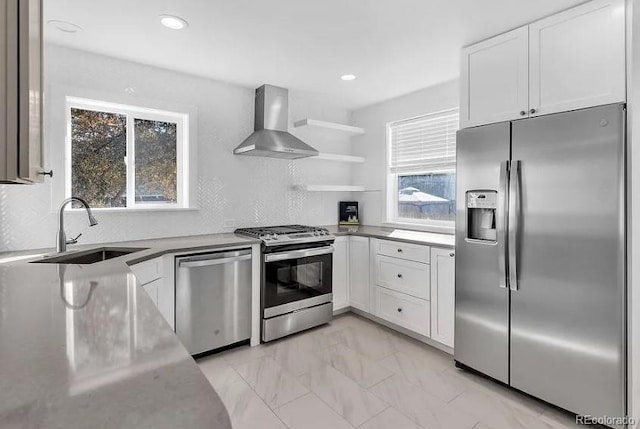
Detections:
[160, 15, 188, 30]
[47, 20, 82, 34]
[341, 74, 356, 81]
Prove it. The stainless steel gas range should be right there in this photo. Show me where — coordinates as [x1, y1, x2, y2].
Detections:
[235, 225, 335, 342]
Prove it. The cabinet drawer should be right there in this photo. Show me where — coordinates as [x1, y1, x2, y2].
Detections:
[376, 255, 430, 299]
[130, 257, 163, 286]
[375, 286, 430, 337]
[377, 240, 430, 263]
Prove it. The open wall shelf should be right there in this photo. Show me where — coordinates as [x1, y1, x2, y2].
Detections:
[293, 118, 365, 135]
[312, 153, 365, 163]
[294, 185, 379, 192]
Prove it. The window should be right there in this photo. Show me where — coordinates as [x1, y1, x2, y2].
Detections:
[66, 98, 189, 209]
[387, 108, 459, 228]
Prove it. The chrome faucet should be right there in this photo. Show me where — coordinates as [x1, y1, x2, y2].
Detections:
[57, 197, 98, 253]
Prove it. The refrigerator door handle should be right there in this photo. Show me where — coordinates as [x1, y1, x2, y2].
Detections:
[497, 160, 509, 289]
[508, 160, 521, 291]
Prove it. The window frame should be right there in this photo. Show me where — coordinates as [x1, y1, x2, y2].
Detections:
[385, 108, 458, 233]
[65, 97, 190, 210]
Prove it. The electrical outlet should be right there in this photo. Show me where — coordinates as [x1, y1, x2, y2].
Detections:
[223, 219, 236, 229]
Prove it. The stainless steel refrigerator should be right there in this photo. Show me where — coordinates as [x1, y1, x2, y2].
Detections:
[455, 103, 626, 422]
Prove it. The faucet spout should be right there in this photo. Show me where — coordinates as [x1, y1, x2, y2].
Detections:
[57, 197, 99, 253]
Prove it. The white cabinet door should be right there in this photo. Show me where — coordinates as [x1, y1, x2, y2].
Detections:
[142, 278, 160, 308]
[430, 248, 455, 348]
[332, 236, 349, 311]
[0, 0, 44, 184]
[349, 236, 370, 312]
[460, 26, 529, 128]
[528, 0, 625, 116]
[375, 255, 430, 300]
[375, 286, 430, 337]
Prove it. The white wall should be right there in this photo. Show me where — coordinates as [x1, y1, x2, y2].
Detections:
[0, 45, 355, 252]
[350, 79, 459, 228]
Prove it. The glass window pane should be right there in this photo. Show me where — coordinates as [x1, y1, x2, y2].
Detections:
[71, 108, 127, 208]
[134, 119, 178, 205]
[398, 172, 456, 222]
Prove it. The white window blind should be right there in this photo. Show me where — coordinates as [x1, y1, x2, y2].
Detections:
[389, 108, 459, 174]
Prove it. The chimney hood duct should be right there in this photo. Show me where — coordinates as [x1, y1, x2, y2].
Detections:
[234, 85, 319, 159]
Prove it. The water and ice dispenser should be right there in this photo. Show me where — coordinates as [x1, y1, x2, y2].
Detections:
[466, 191, 497, 242]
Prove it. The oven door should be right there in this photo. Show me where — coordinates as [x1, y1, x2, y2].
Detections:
[263, 244, 333, 318]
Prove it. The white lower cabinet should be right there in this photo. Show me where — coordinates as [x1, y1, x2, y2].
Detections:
[349, 236, 370, 312]
[142, 278, 160, 307]
[129, 256, 174, 330]
[375, 286, 430, 337]
[332, 236, 349, 311]
[375, 254, 430, 299]
[430, 248, 456, 348]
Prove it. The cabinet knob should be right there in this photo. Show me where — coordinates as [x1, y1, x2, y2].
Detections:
[529, 108, 537, 114]
[397, 308, 403, 313]
[39, 170, 53, 178]
[519, 110, 526, 116]
[449, 252, 455, 257]
[397, 248, 403, 253]
[397, 273, 403, 278]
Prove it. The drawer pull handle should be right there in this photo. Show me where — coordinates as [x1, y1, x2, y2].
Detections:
[397, 248, 403, 253]
[397, 273, 403, 278]
[449, 252, 455, 257]
[397, 308, 403, 313]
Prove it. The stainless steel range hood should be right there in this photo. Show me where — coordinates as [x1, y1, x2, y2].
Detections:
[234, 85, 319, 159]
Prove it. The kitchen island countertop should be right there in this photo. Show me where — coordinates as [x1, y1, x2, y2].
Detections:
[0, 233, 261, 429]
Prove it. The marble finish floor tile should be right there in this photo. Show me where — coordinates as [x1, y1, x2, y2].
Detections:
[197, 355, 243, 391]
[301, 365, 388, 427]
[324, 344, 394, 388]
[235, 356, 309, 409]
[199, 313, 587, 429]
[218, 343, 267, 369]
[275, 392, 354, 429]
[369, 374, 479, 429]
[216, 378, 286, 429]
[359, 407, 423, 429]
[330, 325, 398, 360]
[379, 351, 466, 401]
[449, 387, 552, 429]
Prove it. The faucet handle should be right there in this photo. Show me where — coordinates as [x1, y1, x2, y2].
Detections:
[67, 233, 82, 245]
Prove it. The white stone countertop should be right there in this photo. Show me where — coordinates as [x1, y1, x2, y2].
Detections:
[0, 226, 452, 428]
[0, 233, 261, 429]
[324, 224, 455, 248]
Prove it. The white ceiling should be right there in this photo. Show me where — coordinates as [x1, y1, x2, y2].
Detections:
[45, 0, 586, 110]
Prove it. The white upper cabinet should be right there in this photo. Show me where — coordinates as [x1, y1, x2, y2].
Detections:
[528, 0, 625, 116]
[460, 0, 625, 128]
[0, 0, 44, 184]
[460, 27, 529, 128]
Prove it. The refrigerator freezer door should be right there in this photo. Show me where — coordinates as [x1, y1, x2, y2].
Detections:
[454, 122, 510, 383]
[510, 104, 625, 420]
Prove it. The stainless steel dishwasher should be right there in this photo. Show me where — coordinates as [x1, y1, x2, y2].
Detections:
[175, 249, 252, 356]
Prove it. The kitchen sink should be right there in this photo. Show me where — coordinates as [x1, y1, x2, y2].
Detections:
[31, 247, 148, 265]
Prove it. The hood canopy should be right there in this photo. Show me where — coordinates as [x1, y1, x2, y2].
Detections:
[233, 84, 319, 159]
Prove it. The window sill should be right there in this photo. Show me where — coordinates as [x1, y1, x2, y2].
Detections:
[51, 207, 200, 214]
[382, 221, 455, 235]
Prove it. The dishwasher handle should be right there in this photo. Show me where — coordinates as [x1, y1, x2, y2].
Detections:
[178, 252, 251, 268]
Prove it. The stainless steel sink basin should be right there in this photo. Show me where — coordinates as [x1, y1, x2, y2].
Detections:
[31, 247, 148, 265]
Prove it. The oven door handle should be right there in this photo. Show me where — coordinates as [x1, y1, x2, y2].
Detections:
[264, 246, 334, 262]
